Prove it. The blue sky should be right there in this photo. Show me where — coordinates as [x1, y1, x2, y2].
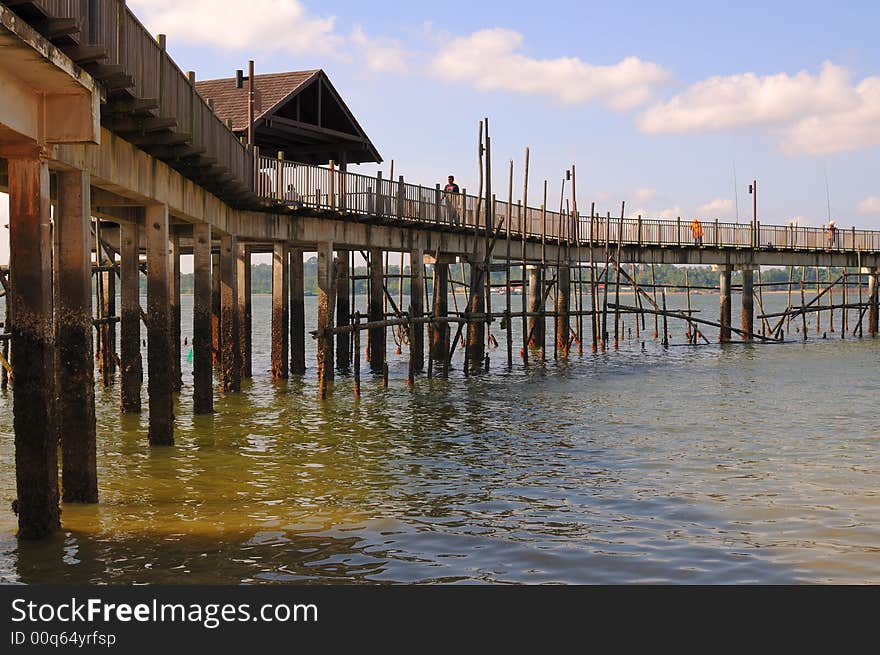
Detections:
[2, 0, 879, 264]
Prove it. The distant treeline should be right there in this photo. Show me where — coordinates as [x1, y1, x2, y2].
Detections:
[166, 262, 858, 295]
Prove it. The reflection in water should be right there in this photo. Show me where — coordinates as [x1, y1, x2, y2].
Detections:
[2, 291, 880, 583]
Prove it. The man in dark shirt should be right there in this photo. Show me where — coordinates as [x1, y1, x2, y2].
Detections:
[443, 175, 461, 224]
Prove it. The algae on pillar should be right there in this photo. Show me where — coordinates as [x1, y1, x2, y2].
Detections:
[8, 150, 60, 538]
[55, 169, 97, 503]
[271, 241, 289, 379]
[146, 204, 174, 445]
[192, 223, 213, 414]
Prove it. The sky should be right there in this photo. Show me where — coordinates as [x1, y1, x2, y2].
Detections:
[3, 0, 880, 264]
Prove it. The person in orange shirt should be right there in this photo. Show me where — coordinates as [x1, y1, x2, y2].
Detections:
[691, 218, 704, 246]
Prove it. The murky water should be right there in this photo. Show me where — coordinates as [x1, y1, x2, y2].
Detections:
[1, 287, 879, 584]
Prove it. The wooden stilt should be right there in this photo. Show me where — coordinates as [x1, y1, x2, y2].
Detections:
[369, 248, 385, 373]
[335, 249, 350, 371]
[169, 230, 181, 391]
[410, 246, 425, 372]
[119, 221, 142, 413]
[192, 223, 213, 414]
[236, 243, 251, 380]
[741, 268, 754, 342]
[211, 251, 220, 366]
[719, 265, 732, 342]
[290, 248, 306, 375]
[270, 242, 289, 379]
[316, 242, 335, 399]
[219, 234, 240, 393]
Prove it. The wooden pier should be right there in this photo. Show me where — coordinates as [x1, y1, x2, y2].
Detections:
[2, 0, 880, 539]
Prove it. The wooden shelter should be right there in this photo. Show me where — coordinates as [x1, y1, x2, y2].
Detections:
[196, 69, 381, 166]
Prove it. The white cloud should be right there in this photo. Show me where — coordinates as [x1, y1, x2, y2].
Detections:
[350, 26, 410, 74]
[128, 0, 342, 55]
[656, 206, 682, 220]
[637, 62, 880, 156]
[632, 188, 657, 204]
[696, 198, 733, 217]
[781, 77, 880, 155]
[430, 28, 669, 110]
[857, 196, 880, 215]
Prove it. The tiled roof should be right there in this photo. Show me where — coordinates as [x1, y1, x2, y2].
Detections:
[195, 70, 319, 131]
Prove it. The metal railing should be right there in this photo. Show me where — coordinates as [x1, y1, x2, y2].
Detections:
[253, 157, 880, 253]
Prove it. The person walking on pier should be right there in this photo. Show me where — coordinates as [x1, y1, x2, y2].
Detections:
[691, 218, 704, 246]
[444, 175, 461, 225]
[827, 219, 838, 249]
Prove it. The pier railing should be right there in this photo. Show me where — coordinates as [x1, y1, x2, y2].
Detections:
[254, 157, 880, 253]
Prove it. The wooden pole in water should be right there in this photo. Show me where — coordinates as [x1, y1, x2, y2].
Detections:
[520, 148, 530, 364]
[829, 266, 835, 333]
[120, 221, 143, 413]
[541, 181, 547, 361]
[271, 241, 289, 379]
[661, 290, 669, 347]
[800, 267, 808, 341]
[192, 223, 213, 414]
[842, 267, 848, 337]
[353, 312, 361, 398]
[290, 248, 306, 375]
[613, 202, 624, 349]
[650, 262, 659, 339]
[506, 159, 513, 368]
[430, 258, 449, 374]
[601, 212, 611, 350]
[719, 265, 732, 342]
[236, 242, 251, 380]
[316, 242, 335, 399]
[589, 204, 598, 353]
[741, 267, 754, 342]
[815, 266, 822, 334]
[56, 168, 98, 503]
[146, 204, 175, 444]
[410, 245, 425, 372]
[869, 268, 879, 337]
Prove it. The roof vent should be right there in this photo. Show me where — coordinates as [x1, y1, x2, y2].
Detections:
[235, 70, 243, 89]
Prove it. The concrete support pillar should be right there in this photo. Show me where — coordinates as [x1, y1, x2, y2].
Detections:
[368, 247, 385, 373]
[430, 259, 449, 370]
[719, 265, 732, 343]
[192, 223, 213, 414]
[271, 242, 289, 379]
[55, 169, 97, 504]
[119, 221, 142, 413]
[466, 247, 486, 372]
[290, 248, 306, 375]
[556, 264, 571, 354]
[316, 242, 336, 398]
[219, 234, 240, 393]
[527, 265, 544, 348]
[410, 248, 425, 372]
[8, 151, 59, 538]
[741, 268, 754, 342]
[236, 243, 251, 379]
[211, 251, 220, 366]
[169, 231, 181, 390]
[335, 249, 350, 371]
[146, 204, 174, 446]
[869, 269, 879, 337]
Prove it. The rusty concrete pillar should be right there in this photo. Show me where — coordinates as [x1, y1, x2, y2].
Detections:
[119, 221, 142, 413]
[719, 265, 732, 342]
[466, 247, 486, 372]
[335, 249, 350, 371]
[741, 268, 754, 342]
[55, 168, 97, 504]
[316, 242, 336, 398]
[192, 223, 213, 414]
[290, 247, 306, 375]
[527, 265, 544, 348]
[219, 234, 240, 392]
[237, 243, 251, 379]
[368, 247, 385, 373]
[271, 241, 289, 379]
[169, 230, 182, 390]
[146, 204, 174, 446]
[556, 264, 571, 355]
[430, 259, 449, 370]
[211, 251, 220, 366]
[410, 248, 425, 372]
[8, 150, 60, 538]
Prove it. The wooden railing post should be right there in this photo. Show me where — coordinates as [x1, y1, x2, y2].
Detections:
[715, 218, 719, 247]
[637, 215, 642, 246]
[252, 145, 260, 195]
[374, 171, 382, 216]
[397, 175, 404, 220]
[276, 151, 284, 201]
[328, 160, 336, 210]
[676, 216, 681, 247]
[435, 184, 441, 225]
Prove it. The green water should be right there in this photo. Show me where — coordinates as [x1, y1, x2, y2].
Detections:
[2, 290, 880, 584]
